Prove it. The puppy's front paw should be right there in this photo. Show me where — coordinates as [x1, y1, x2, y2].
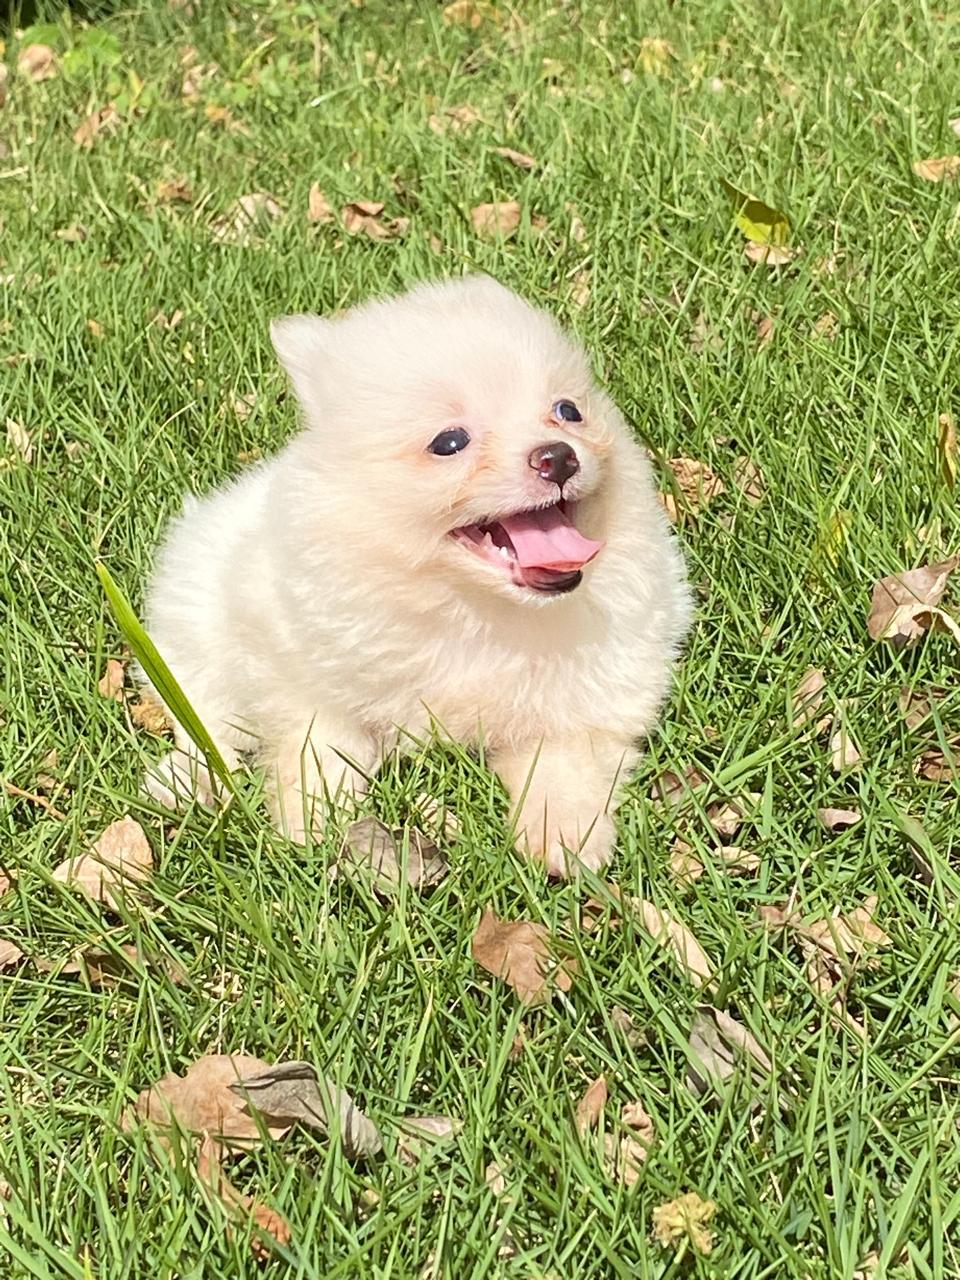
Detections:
[514, 800, 615, 878]
[144, 748, 221, 812]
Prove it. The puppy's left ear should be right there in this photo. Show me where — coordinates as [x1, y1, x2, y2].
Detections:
[270, 314, 333, 404]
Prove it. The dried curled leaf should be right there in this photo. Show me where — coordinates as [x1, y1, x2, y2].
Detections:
[733, 456, 764, 504]
[333, 818, 448, 894]
[652, 1192, 716, 1256]
[574, 1075, 607, 1135]
[666, 458, 724, 512]
[73, 106, 119, 149]
[471, 909, 575, 1005]
[18, 44, 57, 82]
[493, 146, 536, 169]
[0, 939, 25, 969]
[744, 242, 797, 266]
[628, 897, 714, 987]
[866, 558, 960, 649]
[6, 418, 32, 463]
[52, 816, 153, 908]
[307, 183, 334, 224]
[195, 1133, 291, 1261]
[817, 807, 862, 832]
[912, 156, 960, 182]
[791, 667, 827, 728]
[232, 1060, 382, 1158]
[212, 193, 282, 243]
[470, 201, 522, 239]
[685, 1004, 773, 1098]
[98, 658, 125, 701]
[397, 1114, 462, 1165]
[130, 692, 174, 735]
[340, 200, 408, 241]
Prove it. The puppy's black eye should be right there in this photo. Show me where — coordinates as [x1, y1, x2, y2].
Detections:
[553, 399, 582, 423]
[427, 427, 471, 456]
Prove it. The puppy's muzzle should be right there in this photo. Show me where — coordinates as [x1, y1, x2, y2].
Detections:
[529, 441, 579, 488]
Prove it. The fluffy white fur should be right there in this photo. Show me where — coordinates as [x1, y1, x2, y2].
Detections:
[141, 276, 691, 875]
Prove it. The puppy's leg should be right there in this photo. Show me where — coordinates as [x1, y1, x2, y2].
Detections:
[491, 733, 638, 877]
[266, 716, 380, 844]
[143, 713, 247, 812]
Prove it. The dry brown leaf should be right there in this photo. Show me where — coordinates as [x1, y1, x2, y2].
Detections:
[666, 458, 725, 512]
[471, 909, 575, 1005]
[610, 1004, 645, 1047]
[602, 1132, 648, 1187]
[52, 816, 153, 909]
[130, 692, 174, 735]
[73, 106, 119, 149]
[87, 318, 104, 340]
[18, 44, 57, 82]
[231, 392, 257, 420]
[917, 744, 958, 781]
[866, 558, 960, 649]
[98, 658, 125, 701]
[195, 1134, 290, 1261]
[817, 807, 862, 832]
[628, 897, 714, 987]
[685, 1004, 773, 1097]
[689, 312, 722, 354]
[157, 177, 194, 204]
[231, 1061, 382, 1158]
[812, 311, 839, 341]
[830, 721, 862, 772]
[442, 0, 498, 27]
[652, 1192, 716, 1256]
[181, 61, 218, 98]
[470, 201, 522, 240]
[484, 1160, 507, 1197]
[333, 818, 448, 894]
[6, 417, 32, 464]
[36, 942, 187, 988]
[0, 939, 25, 969]
[413, 791, 461, 842]
[753, 312, 775, 347]
[733, 456, 764, 503]
[125, 1054, 288, 1146]
[569, 270, 591, 309]
[574, 1075, 607, 1135]
[150, 308, 185, 330]
[912, 156, 960, 182]
[897, 685, 946, 731]
[212, 193, 282, 243]
[307, 183, 334, 224]
[427, 103, 482, 135]
[340, 201, 408, 241]
[621, 1100, 654, 1143]
[649, 765, 707, 808]
[744, 242, 796, 266]
[493, 146, 536, 170]
[668, 839, 703, 883]
[706, 792, 760, 842]
[791, 667, 826, 728]
[397, 1115, 462, 1165]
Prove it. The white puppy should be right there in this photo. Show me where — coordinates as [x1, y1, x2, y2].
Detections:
[142, 276, 691, 875]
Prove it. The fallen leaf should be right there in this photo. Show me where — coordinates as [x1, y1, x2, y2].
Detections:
[397, 1114, 462, 1165]
[18, 44, 57, 82]
[307, 183, 334, 224]
[181, 61, 218, 98]
[668, 839, 703, 883]
[706, 792, 760, 842]
[685, 1004, 773, 1097]
[427, 103, 482, 134]
[54, 223, 88, 243]
[231, 1060, 382, 1158]
[938, 412, 957, 489]
[574, 1075, 607, 1135]
[126, 1054, 288, 1146]
[52, 815, 153, 909]
[569, 270, 591, 308]
[817, 807, 862, 832]
[73, 106, 119, 149]
[195, 1134, 290, 1261]
[203, 103, 248, 133]
[413, 791, 461, 842]
[720, 178, 789, 246]
[730, 455, 764, 505]
[442, 0, 497, 27]
[130, 692, 174, 735]
[0, 939, 25, 969]
[602, 1132, 648, 1187]
[621, 1099, 655, 1144]
[493, 146, 536, 169]
[912, 156, 960, 182]
[470, 201, 522, 239]
[638, 36, 674, 76]
[628, 897, 714, 988]
[87, 318, 104, 339]
[610, 1004, 645, 1047]
[753, 312, 775, 347]
[830, 720, 862, 772]
[5, 417, 32, 464]
[898, 685, 946, 731]
[471, 909, 575, 1005]
[649, 764, 707, 808]
[157, 176, 194, 204]
[791, 667, 827, 728]
[0, 872, 10, 897]
[812, 311, 838, 340]
[230, 392, 257, 420]
[652, 1192, 716, 1256]
[866, 558, 960, 649]
[37, 942, 187, 988]
[917, 744, 958, 782]
[484, 1160, 507, 1197]
[689, 311, 722, 355]
[744, 242, 797, 266]
[149, 308, 185, 330]
[666, 458, 725, 512]
[340, 201, 407, 240]
[333, 818, 448, 894]
[212, 193, 282, 243]
[98, 658, 125, 701]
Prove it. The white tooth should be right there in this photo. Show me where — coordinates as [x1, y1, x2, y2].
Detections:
[498, 545, 509, 558]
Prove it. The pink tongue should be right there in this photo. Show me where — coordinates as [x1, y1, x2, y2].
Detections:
[499, 506, 604, 572]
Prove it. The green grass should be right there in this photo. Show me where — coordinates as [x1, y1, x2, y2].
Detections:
[2, 0, 960, 1275]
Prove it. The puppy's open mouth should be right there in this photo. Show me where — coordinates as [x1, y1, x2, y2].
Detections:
[450, 501, 604, 594]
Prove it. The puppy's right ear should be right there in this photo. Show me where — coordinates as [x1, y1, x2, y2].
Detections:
[270, 314, 332, 405]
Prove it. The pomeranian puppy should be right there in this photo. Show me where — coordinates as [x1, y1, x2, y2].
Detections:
[142, 276, 691, 875]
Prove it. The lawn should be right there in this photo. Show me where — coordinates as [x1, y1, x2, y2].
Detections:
[2, 0, 960, 1276]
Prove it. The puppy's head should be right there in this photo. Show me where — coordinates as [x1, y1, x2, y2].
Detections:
[272, 276, 622, 603]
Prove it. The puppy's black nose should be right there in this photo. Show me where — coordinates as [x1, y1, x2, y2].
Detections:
[529, 441, 580, 487]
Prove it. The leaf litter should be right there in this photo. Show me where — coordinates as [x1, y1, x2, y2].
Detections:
[574, 1075, 607, 1135]
[471, 909, 575, 1005]
[52, 816, 153, 909]
[332, 817, 448, 894]
[470, 201, 522, 240]
[685, 1004, 774, 1099]
[866, 557, 960, 649]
